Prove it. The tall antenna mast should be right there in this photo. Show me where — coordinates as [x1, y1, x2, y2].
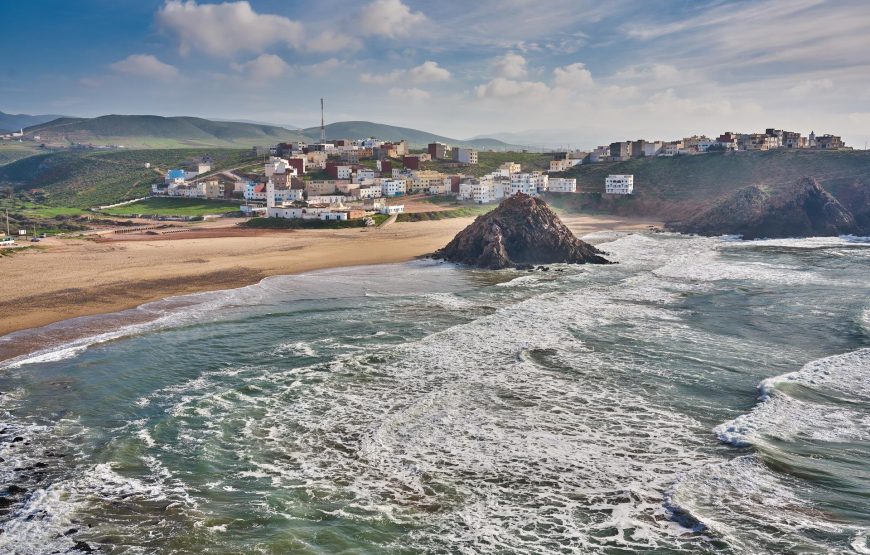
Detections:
[320, 98, 325, 143]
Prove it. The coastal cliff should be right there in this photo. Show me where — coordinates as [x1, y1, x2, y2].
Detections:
[434, 193, 610, 269]
[668, 177, 861, 239]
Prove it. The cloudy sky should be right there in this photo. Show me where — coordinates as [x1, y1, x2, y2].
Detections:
[2, 0, 869, 148]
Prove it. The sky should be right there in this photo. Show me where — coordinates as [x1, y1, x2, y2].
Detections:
[1, 0, 869, 149]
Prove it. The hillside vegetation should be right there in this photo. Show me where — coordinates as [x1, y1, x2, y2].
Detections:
[26, 115, 297, 148]
[554, 149, 870, 220]
[0, 148, 257, 207]
[422, 151, 552, 177]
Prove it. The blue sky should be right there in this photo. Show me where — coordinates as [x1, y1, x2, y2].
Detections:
[2, 0, 869, 148]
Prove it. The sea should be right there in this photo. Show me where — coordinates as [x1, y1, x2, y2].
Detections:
[0, 231, 868, 554]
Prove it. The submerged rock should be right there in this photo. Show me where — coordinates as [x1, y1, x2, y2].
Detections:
[668, 177, 860, 239]
[433, 193, 610, 269]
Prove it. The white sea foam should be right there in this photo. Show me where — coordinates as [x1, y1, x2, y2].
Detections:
[715, 349, 870, 447]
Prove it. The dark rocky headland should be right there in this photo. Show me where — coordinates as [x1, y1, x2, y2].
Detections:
[433, 193, 610, 269]
[667, 177, 864, 239]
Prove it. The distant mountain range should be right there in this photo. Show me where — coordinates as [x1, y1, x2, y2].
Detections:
[9, 113, 531, 150]
[299, 120, 529, 150]
[0, 110, 63, 133]
[23, 115, 299, 148]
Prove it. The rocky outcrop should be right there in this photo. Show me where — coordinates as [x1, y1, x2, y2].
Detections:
[668, 178, 860, 239]
[433, 193, 610, 269]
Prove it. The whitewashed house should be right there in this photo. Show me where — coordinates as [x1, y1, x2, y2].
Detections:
[605, 174, 634, 195]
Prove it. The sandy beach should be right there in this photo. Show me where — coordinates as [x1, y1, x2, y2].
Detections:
[0, 214, 658, 355]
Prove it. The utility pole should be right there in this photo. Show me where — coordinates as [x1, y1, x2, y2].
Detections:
[5, 209, 9, 237]
[320, 98, 326, 143]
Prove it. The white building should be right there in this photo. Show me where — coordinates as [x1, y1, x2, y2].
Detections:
[548, 178, 577, 193]
[380, 179, 407, 197]
[510, 172, 548, 196]
[354, 169, 376, 183]
[471, 181, 496, 204]
[334, 165, 352, 180]
[605, 174, 634, 195]
[308, 194, 349, 205]
[379, 204, 405, 215]
[358, 185, 383, 199]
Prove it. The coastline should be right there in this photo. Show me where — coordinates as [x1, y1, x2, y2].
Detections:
[0, 215, 659, 361]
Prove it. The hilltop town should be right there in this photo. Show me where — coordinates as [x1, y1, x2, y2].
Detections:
[147, 126, 850, 223]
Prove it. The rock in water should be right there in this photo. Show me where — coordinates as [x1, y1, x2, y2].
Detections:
[433, 193, 610, 269]
[668, 177, 860, 239]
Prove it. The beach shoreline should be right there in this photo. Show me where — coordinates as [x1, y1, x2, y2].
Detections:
[0, 215, 659, 361]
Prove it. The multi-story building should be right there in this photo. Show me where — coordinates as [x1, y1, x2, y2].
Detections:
[428, 142, 451, 160]
[641, 141, 664, 156]
[500, 162, 522, 174]
[510, 172, 548, 196]
[609, 141, 632, 161]
[306, 180, 346, 196]
[407, 170, 446, 193]
[380, 179, 407, 197]
[605, 174, 634, 195]
[815, 134, 845, 149]
[547, 178, 577, 193]
[452, 147, 478, 165]
[587, 146, 611, 163]
[353, 169, 377, 183]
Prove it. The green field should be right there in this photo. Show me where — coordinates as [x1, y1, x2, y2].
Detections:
[0, 148, 258, 208]
[0, 143, 46, 166]
[101, 197, 242, 217]
[396, 205, 493, 222]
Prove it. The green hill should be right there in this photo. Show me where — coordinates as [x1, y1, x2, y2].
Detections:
[0, 110, 63, 133]
[25, 115, 297, 148]
[549, 149, 870, 221]
[300, 120, 528, 150]
[0, 148, 257, 207]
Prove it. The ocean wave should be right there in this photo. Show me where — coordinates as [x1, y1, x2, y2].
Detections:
[715, 349, 870, 447]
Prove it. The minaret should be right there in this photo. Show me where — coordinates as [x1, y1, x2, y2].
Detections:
[266, 180, 276, 209]
[320, 98, 326, 143]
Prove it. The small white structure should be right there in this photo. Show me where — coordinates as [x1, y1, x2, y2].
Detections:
[605, 174, 634, 195]
[379, 204, 405, 215]
[548, 178, 577, 193]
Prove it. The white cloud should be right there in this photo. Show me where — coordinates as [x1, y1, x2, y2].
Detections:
[787, 78, 834, 98]
[553, 63, 594, 90]
[230, 54, 290, 82]
[300, 58, 345, 77]
[109, 54, 179, 81]
[493, 52, 528, 79]
[307, 30, 362, 53]
[475, 78, 550, 101]
[360, 60, 450, 85]
[157, 0, 304, 57]
[389, 87, 431, 102]
[357, 0, 428, 38]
